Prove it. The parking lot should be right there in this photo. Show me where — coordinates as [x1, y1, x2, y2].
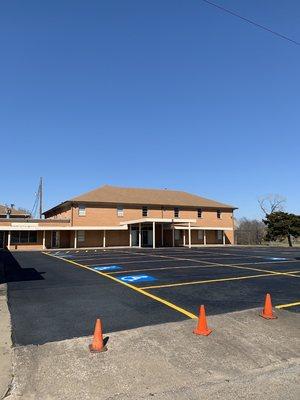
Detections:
[47, 246, 300, 315]
[3, 246, 300, 346]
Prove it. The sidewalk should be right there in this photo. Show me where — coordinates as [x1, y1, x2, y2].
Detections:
[0, 283, 12, 399]
[6, 308, 300, 400]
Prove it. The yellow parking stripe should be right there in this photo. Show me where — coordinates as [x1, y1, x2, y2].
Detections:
[141, 270, 300, 290]
[42, 252, 197, 319]
[120, 250, 300, 278]
[108, 264, 216, 275]
[275, 301, 300, 309]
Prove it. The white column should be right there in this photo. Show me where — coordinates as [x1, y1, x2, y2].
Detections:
[172, 225, 175, 247]
[204, 230, 207, 246]
[7, 231, 11, 250]
[42, 230, 46, 250]
[223, 230, 226, 245]
[183, 230, 186, 246]
[161, 224, 164, 247]
[129, 225, 132, 247]
[74, 231, 77, 249]
[103, 230, 106, 248]
[138, 223, 142, 247]
[153, 222, 156, 249]
[188, 223, 191, 249]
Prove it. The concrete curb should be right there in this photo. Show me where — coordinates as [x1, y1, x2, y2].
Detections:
[0, 282, 12, 399]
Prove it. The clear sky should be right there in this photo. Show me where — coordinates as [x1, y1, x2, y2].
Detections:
[0, 0, 299, 219]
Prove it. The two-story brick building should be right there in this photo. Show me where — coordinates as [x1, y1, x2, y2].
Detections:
[0, 185, 237, 250]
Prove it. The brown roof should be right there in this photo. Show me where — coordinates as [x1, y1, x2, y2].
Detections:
[0, 204, 30, 217]
[69, 185, 236, 209]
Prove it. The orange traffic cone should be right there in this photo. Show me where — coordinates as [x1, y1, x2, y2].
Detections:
[193, 305, 212, 336]
[260, 293, 277, 319]
[89, 319, 107, 352]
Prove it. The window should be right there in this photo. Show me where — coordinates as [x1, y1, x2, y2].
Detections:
[117, 206, 124, 217]
[174, 207, 179, 218]
[175, 230, 180, 240]
[29, 231, 37, 243]
[142, 206, 148, 217]
[78, 230, 85, 242]
[78, 205, 86, 216]
[197, 230, 204, 240]
[11, 232, 20, 244]
[10, 231, 37, 244]
[217, 209, 221, 219]
[197, 209, 202, 218]
[217, 230, 223, 241]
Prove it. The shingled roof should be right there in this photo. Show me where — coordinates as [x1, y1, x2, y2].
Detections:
[0, 204, 30, 217]
[69, 185, 236, 209]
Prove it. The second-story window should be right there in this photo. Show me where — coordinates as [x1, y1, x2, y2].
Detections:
[78, 205, 86, 216]
[197, 208, 202, 218]
[217, 209, 221, 219]
[117, 206, 124, 217]
[174, 207, 179, 218]
[142, 206, 148, 217]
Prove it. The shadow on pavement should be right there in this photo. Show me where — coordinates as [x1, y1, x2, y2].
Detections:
[0, 250, 45, 284]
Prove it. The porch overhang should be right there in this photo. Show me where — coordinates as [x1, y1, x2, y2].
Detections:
[0, 225, 128, 231]
[174, 226, 233, 231]
[120, 218, 196, 226]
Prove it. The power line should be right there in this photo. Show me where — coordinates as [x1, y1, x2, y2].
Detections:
[200, 0, 300, 46]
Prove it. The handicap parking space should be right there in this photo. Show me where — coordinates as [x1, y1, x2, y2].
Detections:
[115, 265, 272, 287]
[45, 246, 300, 317]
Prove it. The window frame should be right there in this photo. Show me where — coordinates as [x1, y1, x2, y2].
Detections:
[197, 208, 202, 218]
[174, 207, 180, 218]
[10, 231, 38, 244]
[197, 230, 204, 240]
[77, 230, 85, 242]
[217, 209, 221, 219]
[142, 206, 148, 217]
[78, 204, 86, 217]
[117, 206, 124, 217]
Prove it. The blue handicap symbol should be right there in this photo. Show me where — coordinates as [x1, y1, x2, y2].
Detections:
[118, 274, 157, 283]
[93, 265, 122, 271]
[268, 257, 287, 261]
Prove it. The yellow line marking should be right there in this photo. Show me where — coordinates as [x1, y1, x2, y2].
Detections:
[275, 301, 300, 309]
[118, 250, 300, 278]
[42, 252, 197, 319]
[108, 264, 217, 275]
[140, 270, 300, 290]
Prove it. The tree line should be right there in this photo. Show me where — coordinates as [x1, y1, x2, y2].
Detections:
[235, 195, 300, 247]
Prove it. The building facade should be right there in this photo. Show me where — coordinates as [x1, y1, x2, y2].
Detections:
[0, 185, 237, 250]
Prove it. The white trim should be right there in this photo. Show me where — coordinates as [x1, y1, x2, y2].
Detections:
[188, 222, 191, 249]
[74, 231, 77, 249]
[103, 230, 106, 248]
[7, 231, 11, 250]
[0, 225, 128, 231]
[174, 226, 233, 231]
[153, 221, 155, 249]
[120, 218, 196, 225]
[138, 223, 141, 248]
[42, 230, 46, 250]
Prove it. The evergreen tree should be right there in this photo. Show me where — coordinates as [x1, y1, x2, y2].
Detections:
[263, 212, 300, 247]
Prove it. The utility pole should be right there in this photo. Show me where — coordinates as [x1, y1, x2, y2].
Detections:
[39, 177, 43, 219]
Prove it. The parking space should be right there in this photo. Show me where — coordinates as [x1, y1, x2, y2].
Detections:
[47, 246, 300, 317]
[3, 246, 300, 346]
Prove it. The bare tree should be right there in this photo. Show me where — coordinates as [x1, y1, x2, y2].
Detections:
[258, 194, 286, 216]
[235, 218, 266, 245]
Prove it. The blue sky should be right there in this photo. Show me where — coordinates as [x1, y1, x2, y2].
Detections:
[0, 0, 299, 219]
